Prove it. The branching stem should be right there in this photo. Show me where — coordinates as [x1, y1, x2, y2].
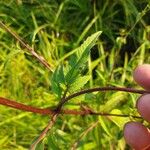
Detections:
[30, 87, 69, 149]
[0, 86, 149, 117]
[0, 87, 149, 149]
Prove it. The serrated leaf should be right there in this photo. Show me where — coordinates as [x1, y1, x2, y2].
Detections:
[56, 64, 65, 84]
[51, 81, 62, 98]
[66, 31, 102, 84]
[76, 31, 102, 62]
[69, 75, 90, 92]
[51, 31, 102, 97]
[52, 64, 65, 84]
[51, 64, 65, 98]
[68, 55, 77, 68]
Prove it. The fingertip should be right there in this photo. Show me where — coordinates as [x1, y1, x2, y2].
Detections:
[136, 94, 150, 122]
[133, 64, 150, 90]
[123, 122, 150, 150]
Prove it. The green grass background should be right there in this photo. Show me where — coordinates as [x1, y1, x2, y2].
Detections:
[0, 0, 150, 149]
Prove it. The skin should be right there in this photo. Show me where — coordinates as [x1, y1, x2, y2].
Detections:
[123, 64, 150, 150]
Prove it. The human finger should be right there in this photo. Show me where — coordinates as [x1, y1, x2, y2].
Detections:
[133, 64, 150, 90]
[124, 122, 150, 150]
[136, 94, 150, 122]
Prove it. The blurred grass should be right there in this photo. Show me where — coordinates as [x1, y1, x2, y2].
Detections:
[0, 0, 150, 149]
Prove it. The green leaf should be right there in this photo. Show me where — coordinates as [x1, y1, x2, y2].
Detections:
[51, 81, 62, 98]
[76, 31, 102, 63]
[100, 92, 127, 112]
[69, 75, 90, 92]
[52, 64, 65, 84]
[65, 31, 102, 84]
[51, 64, 65, 98]
[51, 31, 102, 97]
[109, 109, 129, 129]
[35, 142, 44, 150]
[47, 136, 59, 150]
[56, 64, 65, 84]
[98, 117, 112, 137]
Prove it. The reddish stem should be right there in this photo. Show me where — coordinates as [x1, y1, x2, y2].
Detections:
[0, 97, 142, 118]
[0, 87, 149, 118]
[57, 87, 150, 108]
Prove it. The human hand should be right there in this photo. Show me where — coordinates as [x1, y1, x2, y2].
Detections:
[124, 64, 150, 150]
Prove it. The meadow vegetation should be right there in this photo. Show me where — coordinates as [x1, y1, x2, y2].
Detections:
[0, 0, 150, 149]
